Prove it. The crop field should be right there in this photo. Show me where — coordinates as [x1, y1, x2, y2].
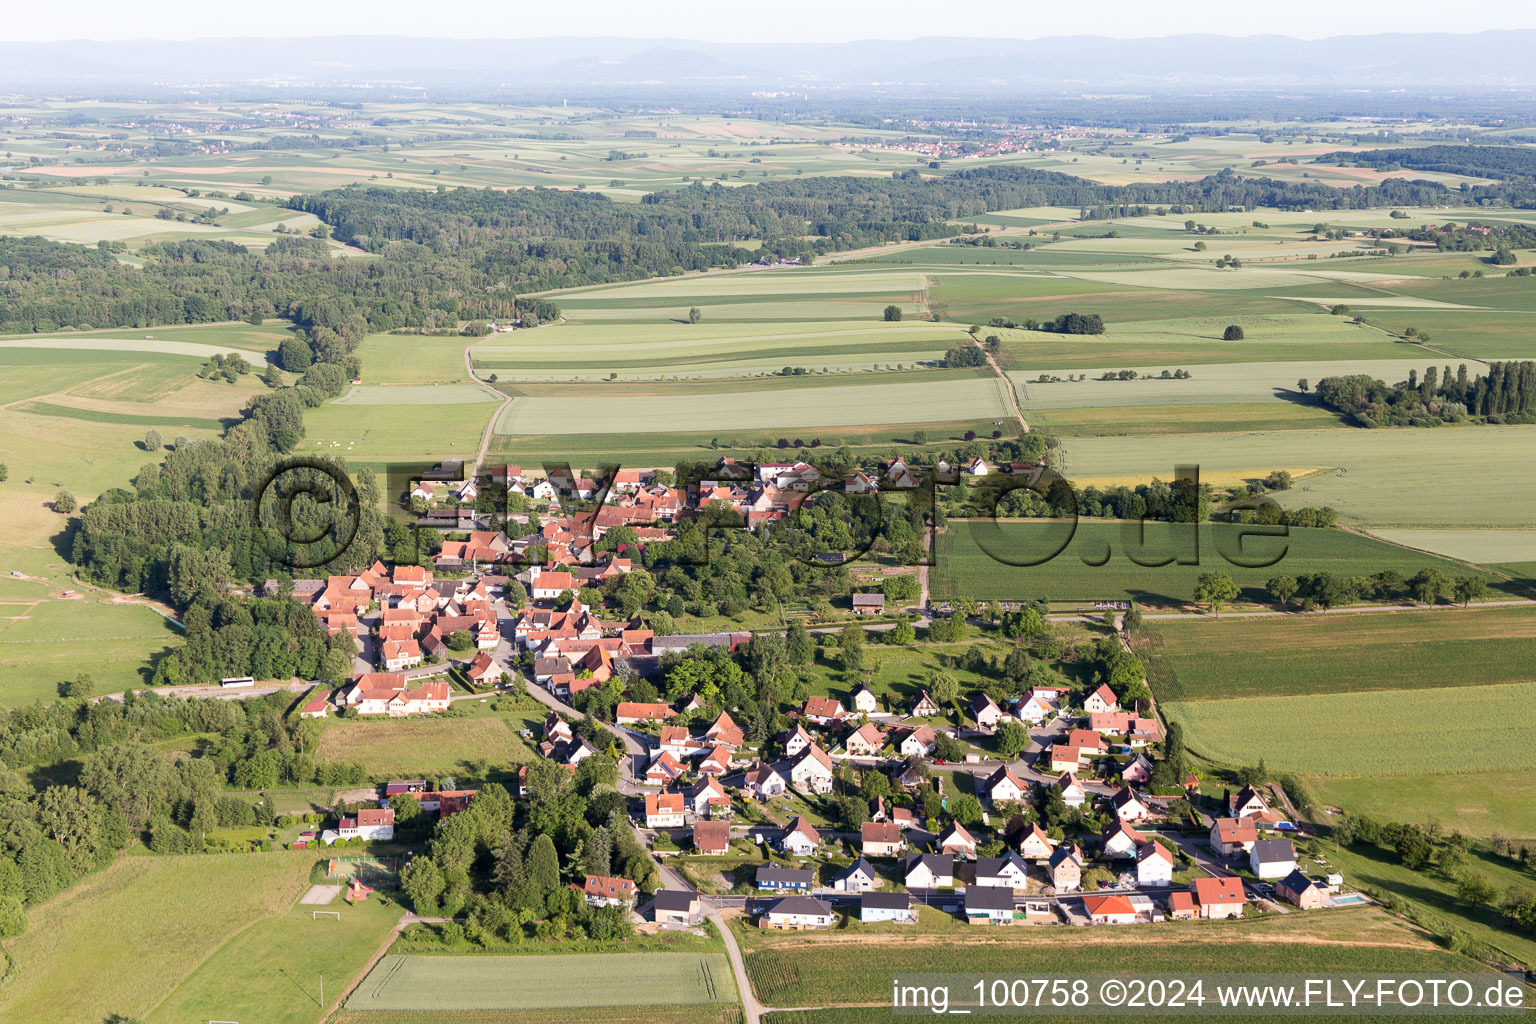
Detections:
[146, 897, 399, 1024]
[1367, 529, 1536, 563]
[1139, 606, 1536, 702]
[1055, 427, 1536, 529]
[929, 520, 1484, 605]
[335, 1008, 744, 1024]
[356, 333, 474, 383]
[0, 595, 182, 705]
[1028, 401, 1343, 436]
[495, 376, 1015, 435]
[346, 953, 735, 1011]
[334, 383, 497, 405]
[1164, 679, 1536, 777]
[1012, 358, 1421, 411]
[315, 715, 535, 776]
[0, 851, 322, 1024]
[740, 908, 1481, 1007]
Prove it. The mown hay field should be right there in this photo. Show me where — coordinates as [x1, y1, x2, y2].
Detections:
[1163, 679, 1536, 777]
[929, 521, 1484, 605]
[0, 851, 322, 1024]
[315, 716, 535, 776]
[346, 953, 735, 1011]
[356, 333, 474, 384]
[1140, 605, 1536, 701]
[495, 376, 1015, 435]
[740, 909, 1480, 1007]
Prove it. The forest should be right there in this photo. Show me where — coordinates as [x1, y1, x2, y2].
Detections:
[1313, 361, 1536, 427]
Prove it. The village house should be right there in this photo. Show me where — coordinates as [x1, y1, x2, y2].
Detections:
[705, 711, 745, 749]
[643, 792, 685, 829]
[1166, 890, 1199, 921]
[850, 683, 879, 714]
[843, 721, 884, 758]
[779, 816, 822, 857]
[1083, 684, 1120, 715]
[861, 821, 906, 859]
[984, 765, 1028, 805]
[1016, 823, 1057, 861]
[782, 723, 815, 759]
[785, 744, 835, 795]
[973, 851, 1029, 891]
[833, 857, 880, 893]
[690, 776, 732, 818]
[1136, 840, 1176, 886]
[971, 692, 1003, 730]
[761, 896, 833, 930]
[860, 892, 915, 923]
[1083, 893, 1139, 925]
[338, 674, 450, 717]
[652, 889, 702, 925]
[1055, 772, 1087, 808]
[899, 725, 938, 758]
[938, 821, 978, 860]
[802, 696, 848, 725]
[1250, 837, 1299, 880]
[582, 875, 638, 908]
[966, 886, 1018, 925]
[756, 865, 814, 892]
[645, 751, 687, 786]
[698, 746, 732, 777]
[299, 688, 331, 719]
[909, 690, 941, 717]
[337, 807, 395, 842]
[1048, 744, 1081, 775]
[616, 701, 677, 725]
[1067, 728, 1107, 756]
[742, 761, 788, 800]
[1230, 784, 1272, 820]
[1047, 844, 1084, 891]
[1016, 689, 1058, 724]
[904, 853, 956, 889]
[1108, 787, 1152, 823]
[380, 638, 423, 671]
[693, 820, 731, 856]
[1193, 876, 1247, 919]
[1121, 752, 1154, 785]
[1100, 820, 1147, 860]
[1277, 869, 1326, 909]
[1210, 817, 1259, 859]
[851, 593, 886, 616]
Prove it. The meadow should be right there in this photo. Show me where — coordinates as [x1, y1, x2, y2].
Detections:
[1139, 606, 1536, 701]
[1011, 358, 1420, 411]
[739, 908, 1482, 1007]
[303, 393, 494, 460]
[0, 850, 324, 1024]
[146, 896, 400, 1024]
[356, 333, 475, 384]
[1055, 428, 1536, 529]
[1162, 679, 1536, 777]
[1368, 529, 1536, 564]
[1312, 771, 1536, 840]
[929, 521, 1484, 605]
[0, 595, 182, 705]
[315, 714, 536, 776]
[346, 952, 736, 1011]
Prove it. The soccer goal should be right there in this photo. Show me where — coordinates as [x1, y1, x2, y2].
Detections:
[312, 911, 341, 921]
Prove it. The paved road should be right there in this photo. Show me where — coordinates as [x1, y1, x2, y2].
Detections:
[710, 910, 763, 1024]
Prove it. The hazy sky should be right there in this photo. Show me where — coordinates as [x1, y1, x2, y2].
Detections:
[7, 0, 1536, 42]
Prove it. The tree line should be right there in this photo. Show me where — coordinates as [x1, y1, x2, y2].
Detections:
[1313, 362, 1536, 426]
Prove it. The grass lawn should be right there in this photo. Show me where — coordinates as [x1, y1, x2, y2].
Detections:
[346, 952, 736, 1010]
[0, 850, 322, 1024]
[315, 713, 537, 777]
[1163, 680, 1536, 777]
[930, 521, 1488, 605]
[1310, 771, 1536, 841]
[0, 596, 181, 706]
[1139, 605, 1536, 701]
[146, 895, 400, 1024]
[738, 906, 1484, 1007]
[357, 332, 473, 383]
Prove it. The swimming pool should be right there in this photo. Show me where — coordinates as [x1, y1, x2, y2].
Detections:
[1333, 894, 1368, 906]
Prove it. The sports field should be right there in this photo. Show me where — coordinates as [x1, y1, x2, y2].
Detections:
[1140, 605, 1536, 701]
[929, 520, 1485, 605]
[347, 953, 736, 1011]
[1163, 679, 1536, 777]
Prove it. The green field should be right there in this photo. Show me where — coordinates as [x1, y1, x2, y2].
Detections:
[740, 909, 1484, 1007]
[1140, 606, 1536, 701]
[0, 851, 323, 1024]
[1312, 771, 1536, 840]
[357, 333, 474, 384]
[0, 595, 182, 705]
[930, 521, 1487, 605]
[1054, 428, 1536, 529]
[495, 376, 1015, 435]
[347, 953, 735, 1011]
[336, 1008, 744, 1024]
[315, 714, 536, 776]
[1012, 358, 1422, 411]
[1368, 529, 1536, 564]
[303, 394, 493, 460]
[146, 897, 400, 1024]
[1029, 401, 1343, 435]
[1164, 679, 1536, 777]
